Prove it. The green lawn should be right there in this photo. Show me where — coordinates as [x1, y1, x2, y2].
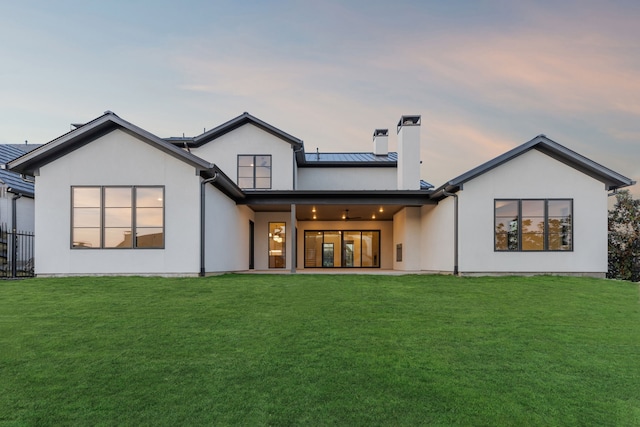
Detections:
[1, 274, 639, 426]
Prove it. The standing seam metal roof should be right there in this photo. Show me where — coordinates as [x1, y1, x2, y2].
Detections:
[304, 152, 398, 163]
[0, 145, 35, 196]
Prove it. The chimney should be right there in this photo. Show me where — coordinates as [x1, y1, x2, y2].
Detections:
[373, 129, 389, 155]
[397, 115, 421, 190]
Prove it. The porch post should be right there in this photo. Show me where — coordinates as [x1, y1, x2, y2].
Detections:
[290, 203, 296, 273]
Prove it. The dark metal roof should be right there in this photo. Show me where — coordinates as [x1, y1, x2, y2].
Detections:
[432, 134, 636, 200]
[168, 112, 304, 150]
[420, 180, 434, 190]
[302, 151, 398, 167]
[5, 144, 42, 153]
[0, 145, 34, 196]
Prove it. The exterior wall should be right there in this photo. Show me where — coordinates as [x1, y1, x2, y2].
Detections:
[204, 185, 254, 272]
[420, 199, 455, 272]
[397, 124, 420, 190]
[393, 207, 421, 270]
[0, 187, 34, 233]
[297, 220, 394, 269]
[457, 149, 608, 275]
[190, 124, 295, 190]
[34, 129, 202, 276]
[297, 167, 397, 190]
[15, 196, 35, 232]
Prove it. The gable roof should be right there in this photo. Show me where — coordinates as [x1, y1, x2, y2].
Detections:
[168, 112, 305, 150]
[0, 144, 35, 197]
[8, 111, 214, 176]
[432, 134, 635, 199]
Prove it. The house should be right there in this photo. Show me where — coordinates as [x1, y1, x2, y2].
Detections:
[7, 111, 635, 277]
[0, 144, 37, 233]
[0, 144, 37, 276]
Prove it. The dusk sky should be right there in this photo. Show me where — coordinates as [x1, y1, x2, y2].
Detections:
[1, 0, 639, 194]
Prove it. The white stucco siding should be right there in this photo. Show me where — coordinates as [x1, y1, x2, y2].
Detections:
[397, 124, 421, 190]
[393, 207, 421, 271]
[0, 189, 9, 228]
[297, 220, 394, 269]
[190, 124, 294, 190]
[0, 188, 34, 233]
[297, 167, 397, 190]
[457, 149, 608, 274]
[204, 186, 253, 273]
[16, 197, 35, 232]
[34, 129, 202, 276]
[420, 200, 455, 273]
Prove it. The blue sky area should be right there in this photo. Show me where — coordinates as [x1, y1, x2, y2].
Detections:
[1, 0, 639, 192]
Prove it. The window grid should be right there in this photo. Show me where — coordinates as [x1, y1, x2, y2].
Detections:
[494, 199, 572, 252]
[237, 155, 272, 189]
[71, 186, 164, 249]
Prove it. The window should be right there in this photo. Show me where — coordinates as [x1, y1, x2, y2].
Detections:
[304, 230, 380, 268]
[238, 155, 271, 189]
[269, 222, 286, 268]
[495, 199, 572, 251]
[72, 186, 164, 249]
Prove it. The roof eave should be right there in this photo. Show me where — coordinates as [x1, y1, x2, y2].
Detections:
[193, 112, 304, 149]
[440, 135, 635, 194]
[202, 165, 246, 201]
[8, 112, 214, 175]
[7, 186, 34, 198]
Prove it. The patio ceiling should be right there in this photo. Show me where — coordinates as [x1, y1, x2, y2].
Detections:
[247, 203, 406, 221]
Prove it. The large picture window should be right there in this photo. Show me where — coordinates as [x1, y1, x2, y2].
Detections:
[495, 199, 572, 251]
[238, 155, 272, 189]
[72, 186, 164, 249]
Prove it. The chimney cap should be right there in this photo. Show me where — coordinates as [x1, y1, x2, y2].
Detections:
[373, 128, 389, 140]
[397, 115, 421, 133]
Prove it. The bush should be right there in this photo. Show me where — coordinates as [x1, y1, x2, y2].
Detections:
[608, 190, 640, 281]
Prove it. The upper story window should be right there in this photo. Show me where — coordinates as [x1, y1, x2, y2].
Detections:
[72, 186, 164, 249]
[495, 199, 572, 252]
[238, 155, 271, 189]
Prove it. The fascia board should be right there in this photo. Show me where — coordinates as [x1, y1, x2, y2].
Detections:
[443, 135, 634, 192]
[193, 112, 304, 148]
[9, 113, 214, 175]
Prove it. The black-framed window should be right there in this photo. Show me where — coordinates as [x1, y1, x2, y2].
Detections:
[238, 155, 272, 189]
[304, 230, 380, 268]
[269, 222, 286, 268]
[72, 186, 164, 249]
[495, 199, 572, 251]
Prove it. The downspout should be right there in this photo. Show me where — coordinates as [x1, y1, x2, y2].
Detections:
[200, 174, 218, 277]
[442, 190, 459, 276]
[11, 193, 22, 278]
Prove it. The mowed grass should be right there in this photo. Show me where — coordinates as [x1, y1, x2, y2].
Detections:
[1, 275, 639, 426]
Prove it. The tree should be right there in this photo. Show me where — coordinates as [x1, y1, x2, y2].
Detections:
[608, 190, 640, 281]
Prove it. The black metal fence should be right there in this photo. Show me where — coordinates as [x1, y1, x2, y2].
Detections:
[0, 224, 34, 278]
